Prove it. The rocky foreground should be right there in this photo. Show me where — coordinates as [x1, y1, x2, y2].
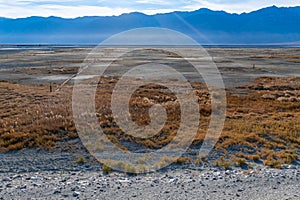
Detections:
[0, 167, 299, 200]
[0, 149, 299, 200]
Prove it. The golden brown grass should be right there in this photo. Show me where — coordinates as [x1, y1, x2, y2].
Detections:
[0, 76, 299, 168]
[217, 77, 300, 167]
[76, 156, 86, 164]
[0, 81, 76, 152]
[214, 156, 231, 169]
[102, 164, 113, 174]
[250, 54, 300, 59]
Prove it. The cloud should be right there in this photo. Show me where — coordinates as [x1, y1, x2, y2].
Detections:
[0, 4, 134, 18]
[0, 0, 300, 18]
[187, 0, 300, 13]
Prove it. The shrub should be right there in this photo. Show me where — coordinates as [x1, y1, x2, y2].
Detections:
[76, 157, 86, 164]
[250, 154, 260, 161]
[264, 159, 282, 169]
[236, 158, 247, 167]
[214, 156, 231, 169]
[102, 164, 112, 174]
[176, 157, 191, 165]
[124, 163, 137, 174]
[277, 150, 298, 164]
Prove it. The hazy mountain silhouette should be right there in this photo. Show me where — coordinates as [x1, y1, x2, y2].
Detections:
[0, 6, 300, 44]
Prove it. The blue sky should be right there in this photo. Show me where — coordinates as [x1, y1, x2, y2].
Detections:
[0, 0, 299, 18]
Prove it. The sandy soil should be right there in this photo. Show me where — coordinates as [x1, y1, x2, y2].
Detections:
[0, 47, 299, 87]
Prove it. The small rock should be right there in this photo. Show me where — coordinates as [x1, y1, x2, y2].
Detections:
[73, 191, 80, 197]
[12, 175, 22, 179]
[31, 176, 42, 181]
[287, 165, 296, 170]
[20, 185, 27, 190]
[153, 179, 159, 184]
[2, 177, 11, 182]
[237, 188, 244, 192]
[213, 172, 221, 176]
[225, 170, 231, 175]
[236, 179, 243, 183]
[53, 190, 61, 195]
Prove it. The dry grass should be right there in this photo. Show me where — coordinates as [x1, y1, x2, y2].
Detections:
[250, 53, 300, 59]
[0, 81, 76, 152]
[214, 156, 231, 169]
[217, 77, 300, 167]
[250, 54, 300, 64]
[76, 156, 86, 164]
[250, 54, 300, 59]
[0, 76, 299, 168]
[102, 164, 113, 174]
[176, 157, 191, 165]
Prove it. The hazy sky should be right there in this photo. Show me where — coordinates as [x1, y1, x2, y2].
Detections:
[0, 0, 299, 18]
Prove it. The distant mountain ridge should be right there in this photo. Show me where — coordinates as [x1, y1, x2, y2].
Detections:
[0, 6, 300, 44]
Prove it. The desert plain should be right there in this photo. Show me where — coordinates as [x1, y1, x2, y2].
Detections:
[0, 46, 299, 199]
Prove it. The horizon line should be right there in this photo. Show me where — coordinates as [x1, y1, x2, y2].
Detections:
[0, 5, 297, 20]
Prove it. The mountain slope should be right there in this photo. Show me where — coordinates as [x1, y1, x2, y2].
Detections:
[0, 6, 300, 44]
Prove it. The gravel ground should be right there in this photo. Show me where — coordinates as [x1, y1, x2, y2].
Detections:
[0, 147, 299, 200]
[0, 166, 299, 200]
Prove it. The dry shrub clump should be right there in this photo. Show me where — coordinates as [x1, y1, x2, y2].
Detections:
[214, 156, 231, 169]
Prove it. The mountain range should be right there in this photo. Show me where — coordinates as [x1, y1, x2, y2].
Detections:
[0, 6, 300, 44]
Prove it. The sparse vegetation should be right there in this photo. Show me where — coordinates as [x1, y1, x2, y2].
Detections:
[176, 157, 191, 165]
[76, 156, 86, 164]
[102, 164, 113, 174]
[0, 76, 299, 169]
[231, 156, 247, 167]
[264, 159, 282, 169]
[249, 154, 260, 161]
[214, 156, 231, 169]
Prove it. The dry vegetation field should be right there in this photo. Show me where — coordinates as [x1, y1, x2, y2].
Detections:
[0, 75, 299, 169]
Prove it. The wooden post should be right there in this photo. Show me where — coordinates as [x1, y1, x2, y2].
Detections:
[50, 82, 53, 93]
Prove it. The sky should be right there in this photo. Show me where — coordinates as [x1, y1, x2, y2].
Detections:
[0, 0, 299, 18]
